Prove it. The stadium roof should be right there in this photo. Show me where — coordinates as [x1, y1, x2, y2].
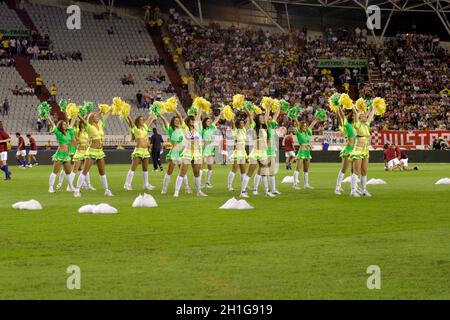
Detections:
[266, 0, 450, 13]
[241, 0, 450, 36]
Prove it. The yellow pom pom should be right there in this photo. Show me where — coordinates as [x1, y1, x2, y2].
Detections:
[120, 103, 131, 118]
[261, 97, 272, 111]
[254, 105, 263, 115]
[193, 97, 211, 114]
[328, 101, 339, 113]
[223, 105, 235, 121]
[98, 104, 111, 115]
[372, 97, 386, 116]
[232, 94, 245, 110]
[339, 93, 353, 110]
[66, 103, 79, 120]
[270, 99, 280, 112]
[112, 97, 124, 115]
[162, 96, 178, 113]
[355, 98, 367, 113]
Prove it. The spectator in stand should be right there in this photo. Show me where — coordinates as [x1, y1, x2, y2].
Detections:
[35, 75, 43, 94]
[2, 98, 9, 116]
[50, 84, 57, 102]
[136, 90, 143, 109]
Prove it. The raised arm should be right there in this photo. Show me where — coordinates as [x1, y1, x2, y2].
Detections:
[159, 114, 169, 129]
[77, 114, 88, 127]
[336, 106, 345, 126]
[48, 116, 56, 129]
[195, 106, 203, 123]
[308, 119, 318, 130]
[174, 109, 185, 127]
[212, 109, 223, 126]
[101, 109, 112, 122]
[273, 106, 281, 123]
[145, 114, 156, 127]
[367, 107, 376, 124]
[125, 115, 134, 128]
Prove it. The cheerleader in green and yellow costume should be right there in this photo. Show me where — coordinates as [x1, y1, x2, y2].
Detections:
[74, 110, 113, 197]
[173, 106, 206, 197]
[123, 114, 156, 191]
[201, 110, 222, 189]
[47, 117, 76, 193]
[159, 109, 192, 195]
[71, 120, 96, 191]
[349, 107, 376, 197]
[227, 108, 252, 192]
[55, 119, 79, 190]
[293, 117, 319, 190]
[253, 106, 281, 196]
[334, 106, 356, 195]
[240, 110, 274, 198]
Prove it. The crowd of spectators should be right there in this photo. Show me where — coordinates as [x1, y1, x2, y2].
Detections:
[10, 84, 35, 96]
[167, 13, 449, 131]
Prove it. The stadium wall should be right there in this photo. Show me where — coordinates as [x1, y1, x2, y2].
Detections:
[7, 150, 449, 165]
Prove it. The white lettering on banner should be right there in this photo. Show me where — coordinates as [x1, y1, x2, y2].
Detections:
[406, 132, 415, 146]
[418, 133, 428, 146]
[371, 130, 450, 149]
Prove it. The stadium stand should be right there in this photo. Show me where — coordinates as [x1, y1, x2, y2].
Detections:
[167, 12, 449, 132]
[0, 2, 185, 135]
[0, 1, 25, 28]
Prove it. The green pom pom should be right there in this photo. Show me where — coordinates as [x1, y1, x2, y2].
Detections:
[287, 105, 301, 120]
[38, 102, 51, 120]
[78, 105, 86, 117]
[59, 99, 68, 112]
[150, 102, 162, 117]
[366, 99, 373, 110]
[187, 106, 198, 117]
[314, 108, 327, 121]
[280, 99, 291, 113]
[84, 101, 94, 114]
[329, 93, 341, 107]
[245, 100, 254, 112]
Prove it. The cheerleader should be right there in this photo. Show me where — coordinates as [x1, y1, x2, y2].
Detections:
[334, 106, 356, 195]
[173, 107, 206, 197]
[159, 109, 192, 195]
[55, 120, 78, 190]
[72, 120, 95, 190]
[349, 107, 375, 197]
[253, 107, 281, 195]
[123, 114, 156, 190]
[47, 116, 76, 193]
[227, 109, 252, 191]
[74, 111, 113, 197]
[240, 111, 274, 198]
[201, 112, 222, 188]
[293, 118, 318, 190]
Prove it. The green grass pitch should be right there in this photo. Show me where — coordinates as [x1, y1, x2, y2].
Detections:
[0, 162, 449, 299]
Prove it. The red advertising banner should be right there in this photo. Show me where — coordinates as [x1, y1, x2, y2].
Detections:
[371, 130, 450, 149]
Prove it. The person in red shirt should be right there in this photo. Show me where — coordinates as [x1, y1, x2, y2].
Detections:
[383, 143, 402, 171]
[0, 121, 12, 180]
[15, 132, 27, 168]
[283, 130, 295, 170]
[26, 134, 38, 167]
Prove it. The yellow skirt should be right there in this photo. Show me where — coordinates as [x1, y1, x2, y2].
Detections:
[132, 147, 150, 159]
[86, 147, 106, 160]
[73, 149, 88, 161]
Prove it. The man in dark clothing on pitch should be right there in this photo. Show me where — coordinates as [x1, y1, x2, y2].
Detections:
[150, 128, 163, 171]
